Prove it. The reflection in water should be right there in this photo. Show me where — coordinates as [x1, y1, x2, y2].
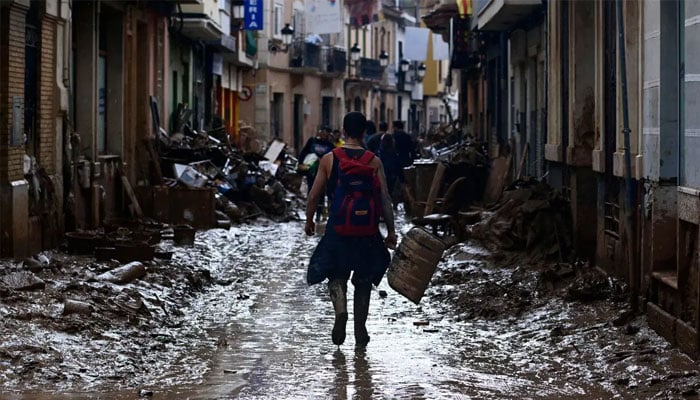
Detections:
[331, 350, 348, 400]
[353, 348, 374, 400]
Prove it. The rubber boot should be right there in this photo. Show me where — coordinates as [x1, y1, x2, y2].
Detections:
[328, 279, 348, 346]
[354, 282, 372, 347]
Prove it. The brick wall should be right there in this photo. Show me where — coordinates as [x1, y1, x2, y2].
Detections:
[38, 15, 56, 174]
[0, 8, 8, 173]
[0, 4, 27, 184]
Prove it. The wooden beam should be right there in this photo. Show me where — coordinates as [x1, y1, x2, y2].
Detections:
[118, 167, 143, 218]
[423, 162, 446, 216]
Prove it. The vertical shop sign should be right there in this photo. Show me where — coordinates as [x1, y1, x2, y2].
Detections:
[245, 0, 263, 30]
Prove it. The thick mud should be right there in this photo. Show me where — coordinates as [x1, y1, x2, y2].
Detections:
[2, 216, 700, 399]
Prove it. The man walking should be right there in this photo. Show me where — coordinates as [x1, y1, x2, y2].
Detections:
[305, 111, 397, 347]
[392, 120, 417, 169]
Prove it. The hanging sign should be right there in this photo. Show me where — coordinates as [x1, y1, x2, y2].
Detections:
[245, 0, 263, 30]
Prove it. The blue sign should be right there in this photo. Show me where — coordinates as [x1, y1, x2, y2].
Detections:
[244, 0, 263, 30]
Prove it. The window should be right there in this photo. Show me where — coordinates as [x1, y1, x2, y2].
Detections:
[374, 27, 378, 57]
[293, 9, 304, 38]
[273, 4, 283, 37]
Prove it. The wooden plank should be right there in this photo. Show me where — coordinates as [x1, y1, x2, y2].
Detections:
[118, 167, 143, 218]
[143, 138, 163, 184]
[423, 163, 446, 216]
[516, 142, 530, 180]
[483, 155, 513, 206]
[92, 184, 101, 227]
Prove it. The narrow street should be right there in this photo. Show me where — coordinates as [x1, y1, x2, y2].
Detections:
[3, 215, 700, 399]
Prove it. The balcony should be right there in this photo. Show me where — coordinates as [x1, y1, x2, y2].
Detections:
[358, 58, 383, 81]
[177, 13, 223, 41]
[210, 35, 237, 62]
[290, 40, 321, 70]
[321, 47, 347, 75]
[177, 0, 224, 41]
[476, 0, 541, 31]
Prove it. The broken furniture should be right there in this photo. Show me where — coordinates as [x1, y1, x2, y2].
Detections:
[414, 177, 471, 239]
[135, 186, 217, 230]
[388, 227, 447, 304]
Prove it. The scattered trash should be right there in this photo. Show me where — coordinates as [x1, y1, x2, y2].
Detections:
[467, 181, 571, 262]
[97, 262, 147, 284]
[2, 271, 45, 291]
[63, 299, 93, 316]
[22, 257, 44, 273]
[152, 119, 304, 227]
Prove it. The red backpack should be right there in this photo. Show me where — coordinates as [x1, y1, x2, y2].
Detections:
[330, 148, 381, 237]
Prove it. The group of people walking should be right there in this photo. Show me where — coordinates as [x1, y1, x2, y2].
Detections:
[301, 112, 419, 349]
[298, 119, 418, 218]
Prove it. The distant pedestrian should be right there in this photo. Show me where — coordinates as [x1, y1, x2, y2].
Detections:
[377, 131, 400, 205]
[332, 129, 345, 147]
[298, 127, 335, 218]
[392, 120, 417, 169]
[305, 111, 397, 348]
[366, 121, 387, 154]
[363, 120, 378, 150]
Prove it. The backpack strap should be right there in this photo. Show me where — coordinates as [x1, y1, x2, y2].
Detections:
[331, 147, 347, 161]
[358, 150, 375, 165]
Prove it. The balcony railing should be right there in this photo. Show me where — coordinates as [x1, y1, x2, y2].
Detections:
[358, 58, 383, 81]
[290, 40, 321, 70]
[321, 47, 347, 74]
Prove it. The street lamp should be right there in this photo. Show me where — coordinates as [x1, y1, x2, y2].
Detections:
[281, 23, 294, 45]
[400, 59, 410, 73]
[379, 50, 389, 67]
[270, 23, 295, 53]
[350, 43, 361, 62]
[417, 63, 427, 80]
[232, 0, 245, 20]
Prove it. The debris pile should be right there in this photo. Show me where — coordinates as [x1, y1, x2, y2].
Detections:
[0, 248, 214, 388]
[156, 117, 304, 226]
[467, 180, 572, 262]
[431, 244, 625, 321]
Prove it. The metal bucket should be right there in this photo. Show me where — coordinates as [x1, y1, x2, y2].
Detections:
[65, 231, 98, 255]
[387, 227, 446, 304]
[173, 225, 196, 246]
[113, 241, 155, 263]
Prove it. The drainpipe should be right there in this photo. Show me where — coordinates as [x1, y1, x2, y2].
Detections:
[542, 0, 548, 180]
[616, 0, 638, 312]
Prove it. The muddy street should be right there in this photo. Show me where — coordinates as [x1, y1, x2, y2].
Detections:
[3, 218, 700, 399]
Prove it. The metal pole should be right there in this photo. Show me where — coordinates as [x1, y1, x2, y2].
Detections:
[616, 0, 638, 312]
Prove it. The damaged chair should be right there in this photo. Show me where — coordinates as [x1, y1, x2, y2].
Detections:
[414, 177, 470, 239]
